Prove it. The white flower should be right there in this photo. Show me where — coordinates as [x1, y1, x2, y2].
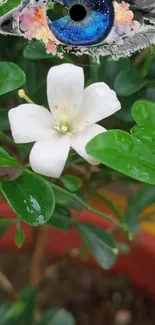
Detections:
[8, 64, 121, 178]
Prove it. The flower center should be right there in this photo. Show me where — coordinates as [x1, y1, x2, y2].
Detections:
[53, 114, 71, 134]
[53, 113, 89, 136]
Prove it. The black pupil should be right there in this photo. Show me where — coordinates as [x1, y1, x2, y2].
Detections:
[69, 4, 87, 22]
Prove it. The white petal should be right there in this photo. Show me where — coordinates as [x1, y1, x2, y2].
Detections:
[71, 124, 106, 165]
[29, 133, 71, 178]
[82, 82, 121, 124]
[9, 104, 53, 143]
[47, 64, 84, 120]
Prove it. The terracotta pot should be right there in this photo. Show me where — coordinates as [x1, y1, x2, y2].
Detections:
[1, 189, 155, 299]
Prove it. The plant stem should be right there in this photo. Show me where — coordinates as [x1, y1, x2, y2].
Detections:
[51, 183, 132, 239]
[93, 190, 124, 223]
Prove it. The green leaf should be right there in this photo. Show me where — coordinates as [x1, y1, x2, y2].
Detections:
[37, 309, 75, 325]
[114, 68, 147, 96]
[0, 108, 10, 131]
[86, 130, 155, 185]
[99, 57, 131, 87]
[1, 287, 37, 325]
[60, 175, 82, 192]
[0, 303, 11, 325]
[51, 310, 75, 325]
[125, 184, 155, 233]
[23, 41, 55, 60]
[0, 0, 21, 16]
[116, 242, 130, 254]
[1, 172, 55, 226]
[48, 205, 71, 231]
[132, 100, 155, 126]
[131, 125, 155, 154]
[0, 217, 16, 227]
[0, 62, 25, 95]
[51, 185, 83, 211]
[19, 286, 37, 325]
[76, 222, 118, 269]
[0, 147, 19, 167]
[23, 41, 72, 63]
[15, 224, 25, 248]
[0, 217, 16, 237]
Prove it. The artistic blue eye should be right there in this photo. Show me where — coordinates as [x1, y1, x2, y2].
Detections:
[47, 0, 114, 46]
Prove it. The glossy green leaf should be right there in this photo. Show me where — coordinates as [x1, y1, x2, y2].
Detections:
[86, 130, 155, 185]
[1, 173, 55, 226]
[48, 205, 71, 231]
[15, 224, 25, 248]
[125, 184, 155, 233]
[60, 175, 82, 192]
[76, 222, 118, 269]
[131, 125, 155, 154]
[114, 68, 147, 96]
[0, 62, 25, 95]
[0, 147, 19, 167]
[132, 100, 155, 126]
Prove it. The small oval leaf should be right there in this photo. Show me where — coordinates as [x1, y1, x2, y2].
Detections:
[0, 147, 19, 167]
[76, 222, 118, 269]
[0, 62, 25, 95]
[126, 184, 155, 233]
[114, 68, 147, 96]
[132, 100, 155, 126]
[48, 205, 71, 232]
[1, 172, 55, 226]
[60, 175, 82, 192]
[15, 224, 25, 248]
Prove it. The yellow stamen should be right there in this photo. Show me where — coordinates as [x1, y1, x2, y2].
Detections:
[60, 114, 69, 127]
[18, 89, 35, 104]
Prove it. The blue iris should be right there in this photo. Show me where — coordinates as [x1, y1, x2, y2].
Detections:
[47, 0, 114, 46]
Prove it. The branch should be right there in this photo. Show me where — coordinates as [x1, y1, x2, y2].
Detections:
[0, 271, 19, 301]
[29, 226, 49, 287]
[51, 183, 132, 239]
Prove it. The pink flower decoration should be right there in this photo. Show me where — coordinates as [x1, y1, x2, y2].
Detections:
[24, 30, 33, 40]
[45, 42, 57, 55]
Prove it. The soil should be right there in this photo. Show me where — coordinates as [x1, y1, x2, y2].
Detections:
[0, 250, 155, 325]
